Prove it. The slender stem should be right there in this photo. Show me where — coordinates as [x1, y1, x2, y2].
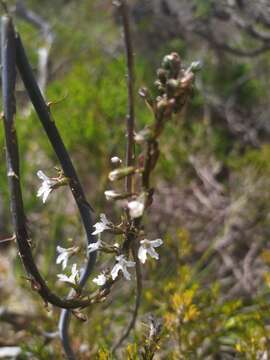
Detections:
[112, 244, 142, 352]
[0, 1, 8, 14]
[59, 310, 75, 360]
[118, 0, 135, 193]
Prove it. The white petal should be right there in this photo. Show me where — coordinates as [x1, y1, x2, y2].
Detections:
[122, 267, 132, 280]
[62, 257, 68, 270]
[88, 240, 101, 253]
[42, 188, 52, 203]
[56, 252, 66, 264]
[56, 246, 66, 254]
[138, 246, 147, 264]
[151, 239, 163, 248]
[37, 183, 47, 197]
[37, 170, 49, 181]
[100, 213, 110, 225]
[92, 223, 106, 235]
[111, 263, 122, 280]
[128, 200, 144, 219]
[148, 247, 159, 260]
[57, 274, 70, 283]
[93, 274, 106, 286]
[115, 255, 125, 262]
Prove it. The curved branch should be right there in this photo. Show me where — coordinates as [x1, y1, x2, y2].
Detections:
[1, 17, 99, 309]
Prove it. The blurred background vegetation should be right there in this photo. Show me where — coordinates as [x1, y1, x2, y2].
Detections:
[1, 0, 270, 358]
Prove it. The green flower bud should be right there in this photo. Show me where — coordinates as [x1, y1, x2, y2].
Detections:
[162, 52, 181, 78]
[108, 166, 135, 181]
[188, 61, 202, 73]
[157, 68, 167, 84]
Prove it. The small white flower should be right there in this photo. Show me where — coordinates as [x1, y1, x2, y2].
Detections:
[92, 214, 111, 235]
[111, 255, 135, 281]
[88, 237, 102, 253]
[92, 273, 107, 286]
[128, 199, 144, 219]
[56, 246, 70, 270]
[138, 239, 163, 264]
[37, 170, 57, 203]
[111, 156, 122, 164]
[57, 263, 79, 285]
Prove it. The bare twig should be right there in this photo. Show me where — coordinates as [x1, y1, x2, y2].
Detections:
[0, 0, 8, 14]
[117, 0, 135, 193]
[0, 235, 16, 244]
[15, 0, 54, 95]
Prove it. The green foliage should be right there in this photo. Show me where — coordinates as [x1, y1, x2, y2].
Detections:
[2, 1, 270, 359]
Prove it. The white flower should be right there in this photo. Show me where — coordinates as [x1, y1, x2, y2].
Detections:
[128, 199, 144, 219]
[56, 246, 70, 270]
[138, 239, 163, 264]
[57, 263, 79, 285]
[92, 273, 107, 286]
[37, 170, 57, 203]
[111, 156, 122, 164]
[92, 214, 111, 235]
[111, 255, 135, 281]
[88, 237, 102, 253]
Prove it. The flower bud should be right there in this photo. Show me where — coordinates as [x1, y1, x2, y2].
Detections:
[162, 52, 181, 78]
[108, 166, 135, 181]
[128, 193, 146, 219]
[111, 156, 122, 165]
[166, 79, 180, 97]
[188, 61, 202, 73]
[104, 190, 132, 200]
[157, 68, 167, 84]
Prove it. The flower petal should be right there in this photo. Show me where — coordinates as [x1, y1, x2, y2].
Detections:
[138, 246, 147, 264]
[147, 247, 159, 260]
[93, 274, 106, 286]
[37, 170, 49, 181]
[151, 239, 163, 247]
[122, 267, 132, 280]
[111, 263, 122, 280]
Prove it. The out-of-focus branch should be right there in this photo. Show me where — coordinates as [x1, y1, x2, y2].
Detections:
[116, 0, 135, 193]
[15, 0, 54, 95]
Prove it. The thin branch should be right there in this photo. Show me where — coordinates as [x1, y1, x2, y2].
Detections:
[112, 244, 142, 352]
[15, 0, 54, 95]
[0, 235, 16, 244]
[117, 0, 135, 193]
[0, 1, 8, 14]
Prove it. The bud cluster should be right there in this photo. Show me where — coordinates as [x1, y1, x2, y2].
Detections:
[137, 52, 199, 143]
